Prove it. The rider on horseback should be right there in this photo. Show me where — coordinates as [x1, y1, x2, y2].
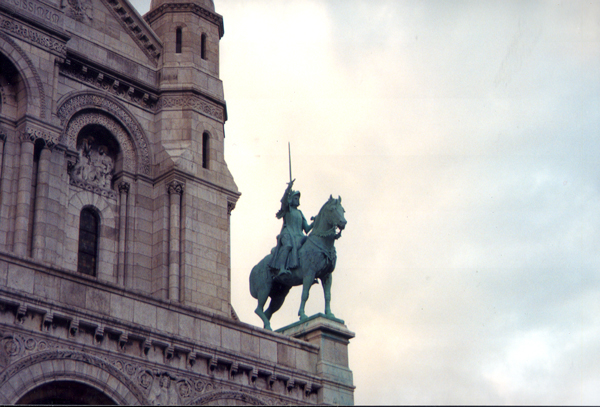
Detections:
[268, 179, 313, 278]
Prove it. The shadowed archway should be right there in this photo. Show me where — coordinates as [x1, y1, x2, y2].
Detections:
[16, 381, 116, 405]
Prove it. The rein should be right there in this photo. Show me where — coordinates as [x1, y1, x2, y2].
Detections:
[306, 236, 337, 263]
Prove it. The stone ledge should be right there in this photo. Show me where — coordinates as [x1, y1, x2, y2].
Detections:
[277, 313, 355, 342]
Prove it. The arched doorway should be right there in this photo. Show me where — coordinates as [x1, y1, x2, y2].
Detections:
[16, 381, 116, 405]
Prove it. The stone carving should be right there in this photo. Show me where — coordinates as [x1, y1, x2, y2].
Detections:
[250, 195, 346, 330]
[148, 373, 180, 405]
[103, 0, 160, 62]
[59, 61, 158, 111]
[3, 0, 62, 25]
[0, 16, 67, 55]
[118, 181, 130, 194]
[157, 95, 225, 122]
[167, 181, 184, 195]
[0, 302, 321, 404]
[71, 136, 115, 189]
[66, 0, 93, 22]
[189, 391, 269, 406]
[0, 32, 46, 118]
[20, 127, 57, 147]
[58, 94, 151, 175]
[0, 349, 149, 404]
[65, 112, 134, 172]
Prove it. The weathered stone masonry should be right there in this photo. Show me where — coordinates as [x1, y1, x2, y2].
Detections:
[0, 0, 355, 404]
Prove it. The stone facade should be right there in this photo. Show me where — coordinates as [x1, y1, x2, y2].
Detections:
[0, 0, 355, 404]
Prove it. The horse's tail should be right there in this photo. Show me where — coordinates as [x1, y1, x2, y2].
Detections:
[249, 254, 272, 299]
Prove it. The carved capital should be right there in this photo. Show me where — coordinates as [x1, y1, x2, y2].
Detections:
[118, 182, 130, 194]
[167, 181, 184, 195]
[20, 127, 57, 148]
[227, 201, 236, 215]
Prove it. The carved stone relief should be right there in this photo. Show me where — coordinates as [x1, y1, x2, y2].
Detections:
[58, 94, 151, 175]
[70, 135, 115, 192]
[66, 0, 93, 22]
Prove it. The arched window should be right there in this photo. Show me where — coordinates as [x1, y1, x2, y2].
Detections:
[202, 132, 209, 169]
[176, 27, 182, 54]
[77, 207, 99, 276]
[201, 33, 207, 60]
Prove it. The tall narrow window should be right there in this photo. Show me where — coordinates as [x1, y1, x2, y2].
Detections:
[176, 27, 182, 54]
[201, 33, 207, 60]
[202, 132, 209, 169]
[77, 207, 99, 276]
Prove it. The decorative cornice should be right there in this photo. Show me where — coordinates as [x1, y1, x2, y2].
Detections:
[69, 177, 118, 200]
[144, 3, 224, 38]
[0, 314, 320, 405]
[156, 93, 225, 122]
[58, 59, 159, 111]
[102, 0, 161, 63]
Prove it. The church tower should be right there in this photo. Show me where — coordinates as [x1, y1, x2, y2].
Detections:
[0, 0, 355, 403]
[142, 0, 239, 314]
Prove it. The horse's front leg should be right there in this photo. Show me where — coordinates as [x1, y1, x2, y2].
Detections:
[321, 273, 335, 319]
[298, 275, 314, 321]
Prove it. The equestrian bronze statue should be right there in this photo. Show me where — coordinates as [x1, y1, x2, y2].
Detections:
[250, 184, 347, 331]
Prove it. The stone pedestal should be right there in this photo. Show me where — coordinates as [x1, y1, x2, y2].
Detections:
[278, 314, 355, 405]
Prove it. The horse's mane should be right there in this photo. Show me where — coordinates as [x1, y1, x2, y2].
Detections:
[310, 196, 339, 237]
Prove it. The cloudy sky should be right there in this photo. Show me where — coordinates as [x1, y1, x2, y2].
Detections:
[131, 1, 600, 404]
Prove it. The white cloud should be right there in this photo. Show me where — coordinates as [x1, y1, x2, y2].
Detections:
[129, 0, 600, 403]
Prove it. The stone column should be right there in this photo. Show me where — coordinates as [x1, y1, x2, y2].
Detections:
[278, 314, 355, 405]
[167, 181, 184, 301]
[13, 135, 35, 256]
[32, 145, 52, 260]
[117, 181, 130, 287]
[0, 131, 5, 186]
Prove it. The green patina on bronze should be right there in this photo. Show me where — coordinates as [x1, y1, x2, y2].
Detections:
[250, 186, 347, 331]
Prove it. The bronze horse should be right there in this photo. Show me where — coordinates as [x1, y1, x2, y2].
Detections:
[249, 196, 346, 330]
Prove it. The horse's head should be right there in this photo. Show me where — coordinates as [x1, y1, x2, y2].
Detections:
[311, 195, 347, 239]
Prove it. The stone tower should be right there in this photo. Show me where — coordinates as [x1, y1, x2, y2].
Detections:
[0, 0, 355, 404]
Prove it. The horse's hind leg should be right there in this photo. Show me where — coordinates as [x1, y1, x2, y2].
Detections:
[254, 289, 272, 331]
[321, 273, 335, 319]
[265, 286, 290, 320]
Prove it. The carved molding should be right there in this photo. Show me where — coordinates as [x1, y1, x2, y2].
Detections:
[102, 0, 161, 63]
[0, 31, 46, 119]
[156, 94, 225, 123]
[0, 349, 149, 404]
[19, 127, 58, 147]
[59, 60, 158, 111]
[58, 94, 151, 175]
[0, 15, 67, 56]
[0, 297, 322, 405]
